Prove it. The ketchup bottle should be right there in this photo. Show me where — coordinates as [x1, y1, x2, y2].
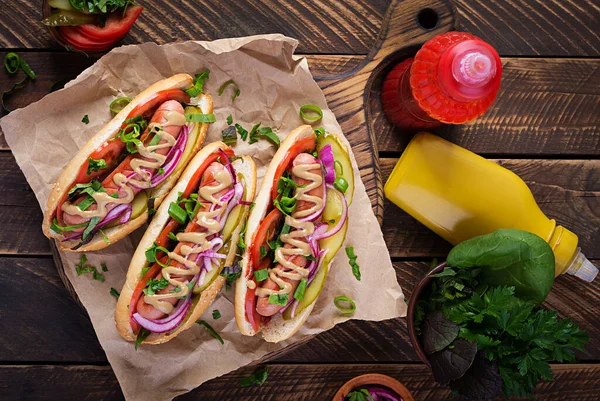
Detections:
[382, 32, 502, 129]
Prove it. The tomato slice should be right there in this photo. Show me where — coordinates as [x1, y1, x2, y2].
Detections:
[78, 6, 143, 42]
[250, 208, 283, 276]
[129, 256, 167, 334]
[270, 137, 316, 202]
[59, 26, 121, 52]
[245, 286, 260, 333]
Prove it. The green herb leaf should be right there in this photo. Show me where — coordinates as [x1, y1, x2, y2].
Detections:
[221, 264, 242, 291]
[86, 158, 107, 175]
[294, 279, 307, 301]
[168, 202, 188, 224]
[429, 338, 477, 384]
[144, 242, 171, 268]
[196, 320, 224, 344]
[135, 328, 151, 350]
[254, 269, 268, 282]
[110, 287, 120, 300]
[142, 277, 169, 296]
[239, 366, 268, 387]
[250, 126, 279, 147]
[168, 232, 178, 241]
[450, 353, 503, 399]
[268, 293, 288, 306]
[422, 311, 460, 354]
[101, 263, 108, 272]
[235, 123, 248, 141]
[93, 269, 105, 282]
[81, 216, 100, 241]
[50, 218, 88, 234]
[345, 246, 361, 281]
[226, 114, 233, 125]
[218, 79, 240, 101]
[185, 70, 210, 97]
[212, 310, 221, 320]
[82, 115, 89, 124]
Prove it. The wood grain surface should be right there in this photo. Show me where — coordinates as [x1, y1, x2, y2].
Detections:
[1, 1, 598, 56]
[0, 0, 599, 399]
[2, 363, 600, 400]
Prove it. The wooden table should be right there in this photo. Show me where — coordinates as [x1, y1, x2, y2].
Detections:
[0, 1, 598, 399]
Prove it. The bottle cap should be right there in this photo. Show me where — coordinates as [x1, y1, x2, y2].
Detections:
[453, 50, 495, 87]
[566, 249, 599, 282]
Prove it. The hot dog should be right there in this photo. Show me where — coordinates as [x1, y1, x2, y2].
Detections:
[115, 142, 257, 345]
[42, 74, 213, 252]
[235, 125, 354, 342]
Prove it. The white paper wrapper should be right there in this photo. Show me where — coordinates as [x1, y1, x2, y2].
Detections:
[1, 34, 406, 401]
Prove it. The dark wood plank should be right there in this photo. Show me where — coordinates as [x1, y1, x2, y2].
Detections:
[380, 158, 600, 258]
[4, 257, 599, 364]
[374, 58, 600, 155]
[0, 257, 106, 362]
[2, 363, 600, 400]
[1, 1, 598, 56]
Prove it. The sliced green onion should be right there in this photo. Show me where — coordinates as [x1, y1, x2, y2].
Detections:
[334, 177, 348, 193]
[294, 279, 307, 301]
[50, 218, 88, 234]
[212, 309, 221, 320]
[314, 127, 326, 137]
[168, 232, 178, 241]
[334, 295, 356, 314]
[185, 113, 216, 123]
[196, 320, 224, 344]
[4, 53, 20, 74]
[144, 242, 171, 268]
[218, 79, 240, 101]
[168, 202, 187, 224]
[109, 97, 131, 114]
[254, 269, 268, 282]
[268, 293, 289, 306]
[300, 104, 323, 122]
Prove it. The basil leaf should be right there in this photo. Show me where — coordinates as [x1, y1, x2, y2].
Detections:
[185, 70, 210, 97]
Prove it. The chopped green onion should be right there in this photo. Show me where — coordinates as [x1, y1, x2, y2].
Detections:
[222, 125, 237, 145]
[334, 177, 349, 193]
[235, 123, 248, 141]
[259, 245, 267, 258]
[268, 293, 289, 306]
[334, 160, 343, 175]
[334, 295, 356, 314]
[254, 269, 268, 282]
[168, 232, 178, 241]
[148, 133, 162, 147]
[314, 127, 326, 137]
[212, 310, 221, 320]
[185, 70, 210, 97]
[145, 242, 171, 268]
[346, 246, 360, 281]
[92, 269, 105, 282]
[99, 229, 110, 244]
[50, 218, 88, 234]
[86, 158, 107, 175]
[299, 104, 323, 122]
[101, 263, 108, 272]
[294, 279, 308, 301]
[77, 196, 96, 211]
[109, 97, 131, 114]
[135, 328, 151, 350]
[168, 202, 187, 224]
[82, 115, 89, 124]
[185, 113, 216, 123]
[4, 53, 20, 74]
[239, 366, 268, 387]
[110, 287, 120, 300]
[226, 114, 233, 125]
[218, 79, 240, 101]
[249, 126, 280, 147]
[196, 320, 224, 344]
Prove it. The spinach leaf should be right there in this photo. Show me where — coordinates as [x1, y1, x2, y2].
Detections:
[422, 311, 459, 354]
[447, 229, 555, 305]
[428, 338, 477, 384]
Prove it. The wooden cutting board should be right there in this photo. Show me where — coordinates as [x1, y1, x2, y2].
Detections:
[52, 0, 458, 304]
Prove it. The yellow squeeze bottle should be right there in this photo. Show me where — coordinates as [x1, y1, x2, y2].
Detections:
[384, 132, 597, 282]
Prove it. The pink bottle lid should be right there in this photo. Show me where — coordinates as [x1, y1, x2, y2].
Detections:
[437, 40, 502, 102]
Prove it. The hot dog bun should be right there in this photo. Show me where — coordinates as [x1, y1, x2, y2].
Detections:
[42, 74, 212, 252]
[235, 125, 352, 342]
[115, 142, 257, 344]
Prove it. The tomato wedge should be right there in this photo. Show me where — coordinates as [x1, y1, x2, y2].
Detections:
[59, 26, 121, 52]
[250, 208, 283, 275]
[78, 6, 143, 42]
[245, 286, 260, 333]
[270, 137, 316, 201]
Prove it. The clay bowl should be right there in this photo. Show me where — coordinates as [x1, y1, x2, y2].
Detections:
[406, 262, 448, 366]
[332, 373, 414, 401]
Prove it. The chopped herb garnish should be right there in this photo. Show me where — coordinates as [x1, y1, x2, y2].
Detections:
[135, 328, 151, 350]
[221, 264, 242, 291]
[82, 115, 89, 124]
[109, 97, 131, 114]
[254, 269, 268, 282]
[158, 167, 165, 175]
[334, 295, 356, 314]
[99, 229, 110, 244]
[299, 104, 323, 122]
[268, 293, 288, 306]
[148, 132, 162, 147]
[346, 246, 361, 281]
[168, 232, 178, 241]
[145, 242, 171, 268]
[314, 127, 326, 137]
[93, 269, 105, 282]
[101, 263, 108, 272]
[239, 366, 268, 387]
[235, 123, 248, 141]
[212, 310, 221, 320]
[294, 279, 308, 301]
[249, 126, 279, 147]
[168, 202, 188, 224]
[218, 79, 240, 101]
[142, 277, 169, 296]
[147, 196, 157, 218]
[347, 389, 374, 401]
[86, 158, 107, 175]
[185, 70, 210, 97]
[237, 220, 248, 252]
[110, 287, 120, 300]
[196, 320, 224, 344]
[50, 218, 87, 234]
[226, 114, 233, 125]
[74, 254, 105, 282]
[306, 254, 317, 262]
[334, 177, 349, 193]
[259, 245, 267, 258]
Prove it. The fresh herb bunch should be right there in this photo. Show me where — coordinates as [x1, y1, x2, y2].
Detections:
[416, 229, 589, 400]
[69, 0, 136, 14]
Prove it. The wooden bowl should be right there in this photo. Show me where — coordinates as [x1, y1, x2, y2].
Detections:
[332, 373, 414, 401]
[406, 262, 447, 366]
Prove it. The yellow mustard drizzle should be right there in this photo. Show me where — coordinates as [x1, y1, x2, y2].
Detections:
[61, 111, 185, 220]
[255, 162, 324, 297]
[144, 168, 233, 314]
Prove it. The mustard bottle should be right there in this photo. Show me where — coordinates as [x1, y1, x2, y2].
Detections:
[384, 132, 598, 282]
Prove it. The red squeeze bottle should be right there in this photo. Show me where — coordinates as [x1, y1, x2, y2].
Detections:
[382, 32, 502, 129]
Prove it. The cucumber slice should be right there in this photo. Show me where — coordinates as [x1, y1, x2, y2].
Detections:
[221, 173, 247, 241]
[176, 106, 202, 174]
[48, 0, 76, 10]
[195, 242, 229, 292]
[130, 190, 149, 219]
[317, 132, 354, 205]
